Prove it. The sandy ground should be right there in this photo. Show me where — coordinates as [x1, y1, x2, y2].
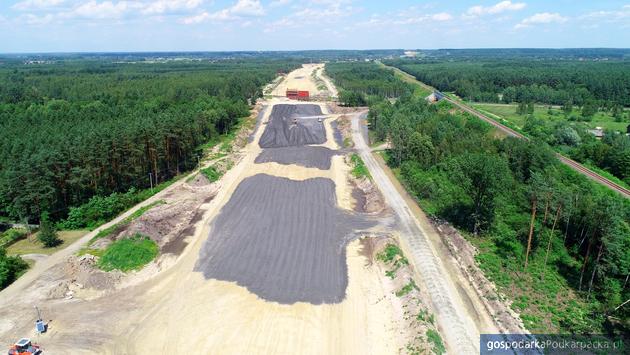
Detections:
[318, 65, 339, 98]
[272, 64, 324, 97]
[352, 112, 503, 353]
[0, 69, 403, 354]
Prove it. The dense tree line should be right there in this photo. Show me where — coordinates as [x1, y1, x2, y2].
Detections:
[370, 96, 629, 334]
[325, 62, 413, 106]
[520, 116, 630, 185]
[0, 60, 298, 222]
[329, 61, 628, 334]
[386, 59, 630, 108]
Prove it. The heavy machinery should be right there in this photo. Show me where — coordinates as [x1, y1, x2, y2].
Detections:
[7, 339, 42, 355]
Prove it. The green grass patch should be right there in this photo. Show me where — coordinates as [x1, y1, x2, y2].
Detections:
[200, 165, 222, 182]
[343, 137, 353, 148]
[350, 153, 370, 179]
[472, 103, 627, 132]
[377, 244, 405, 263]
[377, 243, 409, 279]
[395, 279, 418, 297]
[97, 234, 158, 272]
[426, 329, 446, 355]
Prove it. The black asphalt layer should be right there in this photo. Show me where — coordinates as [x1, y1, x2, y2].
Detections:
[254, 146, 339, 170]
[259, 104, 326, 148]
[195, 174, 375, 304]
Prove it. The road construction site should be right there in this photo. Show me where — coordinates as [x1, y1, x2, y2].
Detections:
[0, 63, 523, 354]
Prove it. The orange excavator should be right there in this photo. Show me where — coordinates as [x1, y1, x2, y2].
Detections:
[7, 339, 42, 355]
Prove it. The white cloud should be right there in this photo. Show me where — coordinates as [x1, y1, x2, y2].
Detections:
[18, 12, 55, 24]
[269, 0, 290, 8]
[467, 1, 526, 16]
[580, 5, 630, 23]
[230, 0, 264, 16]
[263, 2, 352, 31]
[515, 12, 567, 29]
[182, 0, 264, 24]
[12, 0, 65, 11]
[142, 0, 203, 15]
[68, 1, 138, 19]
[432, 12, 453, 21]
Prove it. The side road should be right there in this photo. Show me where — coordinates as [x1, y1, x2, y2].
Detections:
[351, 112, 481, 354]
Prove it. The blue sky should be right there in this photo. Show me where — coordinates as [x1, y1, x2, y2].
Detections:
[1, 0, 629, 52]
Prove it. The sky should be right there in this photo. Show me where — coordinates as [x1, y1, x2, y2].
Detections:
[0, 0, 629, 53]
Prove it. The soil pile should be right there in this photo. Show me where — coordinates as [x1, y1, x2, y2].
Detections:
[195, 174, 375, 304]
[353, 177, 385, 214]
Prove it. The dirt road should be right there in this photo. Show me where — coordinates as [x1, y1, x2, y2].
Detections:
[352, 112, 490, 353]
[272, 64, 323, 97]
[316, 66, 339, 98]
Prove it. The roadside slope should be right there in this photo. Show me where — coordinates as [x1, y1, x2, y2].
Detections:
[351, 113, 482, 353]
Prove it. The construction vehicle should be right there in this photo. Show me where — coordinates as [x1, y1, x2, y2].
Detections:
[7, 338, 42, 355]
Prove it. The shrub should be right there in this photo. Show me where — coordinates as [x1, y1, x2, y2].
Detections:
[0, 247, 29, 289]
[38, 213, 62, 248]
[350, 154, 370, 179]
[0, 228, 27, 249]
[58, 189, 140, 230]
[426, 329, 446, 355]
[200, 166, 222, 182]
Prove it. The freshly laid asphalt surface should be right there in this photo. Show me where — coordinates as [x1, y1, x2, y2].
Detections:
[259, 104, 326, 148]
[195, 174, 374, 304]
[254, 146, 339, 170]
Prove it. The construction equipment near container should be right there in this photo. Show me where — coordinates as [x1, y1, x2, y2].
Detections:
[7, 338, 42, 355]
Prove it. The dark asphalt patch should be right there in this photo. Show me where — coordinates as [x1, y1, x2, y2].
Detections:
[259, 104, 326, 148]
[254, 146, 339, 170]
[194, 174, 375, 305]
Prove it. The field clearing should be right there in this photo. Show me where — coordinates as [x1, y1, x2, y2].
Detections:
[6, 230, 88, 256]
[472, 103, 628, 132]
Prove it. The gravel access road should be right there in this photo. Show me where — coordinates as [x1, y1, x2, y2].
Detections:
[351, 112, 479, 354]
